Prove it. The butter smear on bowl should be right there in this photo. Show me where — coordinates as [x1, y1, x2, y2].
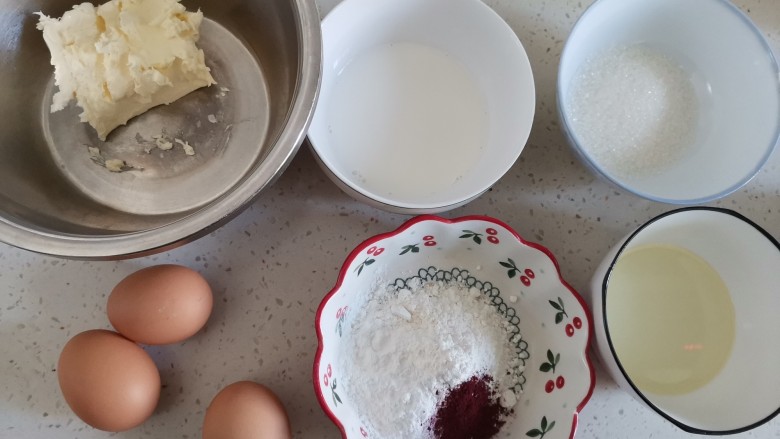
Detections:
[36, 0, 216, 140]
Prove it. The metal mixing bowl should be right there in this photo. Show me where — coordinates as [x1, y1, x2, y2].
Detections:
[0, 0, 321, 259]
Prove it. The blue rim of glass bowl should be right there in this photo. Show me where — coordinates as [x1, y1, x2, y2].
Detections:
[601, 206, 780, 434]
[556, 0, 780, 205]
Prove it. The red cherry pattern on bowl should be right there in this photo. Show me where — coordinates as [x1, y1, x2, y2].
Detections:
[544, 376, 566, 394]
[459, 227, 502, 245]
[367, 246, 385, 256]
[335, 306, 348, 337]
[500, 259, 535, 286]
[540, 349, 566, 393]
[322, 363, 343, 407]
[549, 297, 585, 337]
[354, 246, 387, 276]
[520, 268, 535, 286]
[486, 227, 500, 244]
[316, 217, 596, 439]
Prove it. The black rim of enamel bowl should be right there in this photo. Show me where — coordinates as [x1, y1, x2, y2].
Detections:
[601, 206, 780, 435]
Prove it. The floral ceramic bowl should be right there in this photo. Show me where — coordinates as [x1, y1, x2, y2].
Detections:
[314, 215, 595, 438]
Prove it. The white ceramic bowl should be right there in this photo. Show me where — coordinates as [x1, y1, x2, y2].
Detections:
[591, 207, 780, 434]
[558, 0, 780, 204]
[308, 0, 535, 213]
[314, 216, 594, 438]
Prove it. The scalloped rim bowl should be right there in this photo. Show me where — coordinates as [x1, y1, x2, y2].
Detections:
[314, 215, 595, 439]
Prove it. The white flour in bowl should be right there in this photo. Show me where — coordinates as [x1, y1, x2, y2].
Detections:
[338, 274, 527, 438]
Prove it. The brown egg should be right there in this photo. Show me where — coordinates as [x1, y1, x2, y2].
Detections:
[57, 330, 160, 432]
[203, 381, 292, 439]
[108, 264, 213, 345]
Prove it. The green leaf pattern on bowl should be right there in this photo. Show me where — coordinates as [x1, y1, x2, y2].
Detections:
[316, 217, 594, 439]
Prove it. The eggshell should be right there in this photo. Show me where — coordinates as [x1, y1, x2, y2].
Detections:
[108, 264, 213, 345]
[57, 330, 160, 432]
[202, 381, 292, 439]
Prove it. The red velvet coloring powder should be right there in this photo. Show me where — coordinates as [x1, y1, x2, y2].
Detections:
[431, 375, 507, 439]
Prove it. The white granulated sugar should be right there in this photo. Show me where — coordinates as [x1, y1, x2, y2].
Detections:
[339, 278, 525, 439]
[567, 45, 699, 179]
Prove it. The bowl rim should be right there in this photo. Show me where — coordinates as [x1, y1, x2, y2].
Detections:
[599, 206, 780, 434]
[556, 0, 780, 205]
[313, 214, 596, 439]
[0, 0, 322, 260]
[308, 0, 536, 212]
[307, 141, 487, 214]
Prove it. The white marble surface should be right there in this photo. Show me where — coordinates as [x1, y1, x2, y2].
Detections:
[2, 0, 780, 438]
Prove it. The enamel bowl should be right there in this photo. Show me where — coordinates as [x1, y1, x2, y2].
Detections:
[314, 216, 594, 438]
[591, 207, 780, 434]
[558, 0, 780, 204]
[308, 0, 535, 213]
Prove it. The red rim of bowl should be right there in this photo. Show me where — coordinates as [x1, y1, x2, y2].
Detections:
[312, 214, 596, 439]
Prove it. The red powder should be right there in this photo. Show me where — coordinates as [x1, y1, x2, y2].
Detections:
[431, 375, 507, 439]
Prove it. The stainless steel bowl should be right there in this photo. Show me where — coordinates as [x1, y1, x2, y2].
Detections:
[0, 0, 321, 259]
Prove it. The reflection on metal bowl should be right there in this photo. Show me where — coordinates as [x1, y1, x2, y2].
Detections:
[0, 0, 321, 259]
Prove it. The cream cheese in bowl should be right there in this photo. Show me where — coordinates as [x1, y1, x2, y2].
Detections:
[36, 0, 216, 141]
[0, 0, 321, 258]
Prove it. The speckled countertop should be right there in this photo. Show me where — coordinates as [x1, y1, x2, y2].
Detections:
[2, 0, 779, 438]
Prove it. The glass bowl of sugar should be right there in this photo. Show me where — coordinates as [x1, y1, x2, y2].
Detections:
[314, 215, 595, 439]
[558, 0, 780, 204]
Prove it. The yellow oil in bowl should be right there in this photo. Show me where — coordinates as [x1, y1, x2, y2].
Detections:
[606, 244, 736, 396]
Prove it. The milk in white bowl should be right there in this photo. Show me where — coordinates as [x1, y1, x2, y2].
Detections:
[308, 0, 535, 213]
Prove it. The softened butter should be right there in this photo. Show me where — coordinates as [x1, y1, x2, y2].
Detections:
[37, 0, 216, 140]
